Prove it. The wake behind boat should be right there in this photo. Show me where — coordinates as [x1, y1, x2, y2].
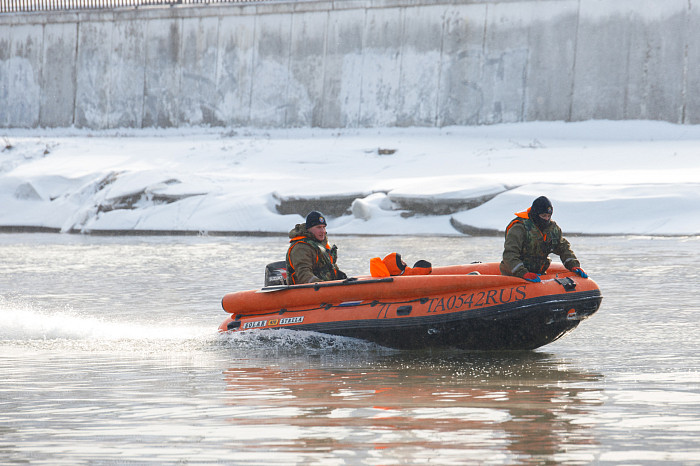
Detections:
[218, 262, 602, 351]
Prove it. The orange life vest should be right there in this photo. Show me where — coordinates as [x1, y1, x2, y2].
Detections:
[286, 236, 338, 284]
[370, 253, 432, 277]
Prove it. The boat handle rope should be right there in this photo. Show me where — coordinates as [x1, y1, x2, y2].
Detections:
[232, 296, 431, 321]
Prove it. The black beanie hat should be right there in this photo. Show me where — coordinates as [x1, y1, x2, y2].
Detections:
[531, 196, 553, 216]
[305, 211, 327, 229]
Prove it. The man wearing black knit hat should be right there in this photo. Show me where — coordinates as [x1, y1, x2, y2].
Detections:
[500, 196, 588, 283]
[286, 211, 347, 285]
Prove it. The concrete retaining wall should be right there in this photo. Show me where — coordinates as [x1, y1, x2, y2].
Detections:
[1, 0, 699, 129]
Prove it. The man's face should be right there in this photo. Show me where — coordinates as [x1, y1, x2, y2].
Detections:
[308, 224, 327, 241]
[539, 213, 551, 222]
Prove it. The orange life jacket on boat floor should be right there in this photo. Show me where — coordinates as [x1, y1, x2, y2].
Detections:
[370, 252, 432, 277]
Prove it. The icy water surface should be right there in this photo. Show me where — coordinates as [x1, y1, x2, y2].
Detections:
[1, 233, 699, 465]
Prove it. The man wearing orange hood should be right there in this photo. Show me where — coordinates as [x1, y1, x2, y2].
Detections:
[370, 252, 432, 277]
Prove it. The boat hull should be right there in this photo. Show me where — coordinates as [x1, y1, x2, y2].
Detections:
[218, 263, 602, 351]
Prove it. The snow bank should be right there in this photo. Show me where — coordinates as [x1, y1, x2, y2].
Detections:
[2, 120, 699, 236]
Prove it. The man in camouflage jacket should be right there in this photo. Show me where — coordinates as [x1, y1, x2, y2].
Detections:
[286, 211, 346, 284]
[500, 196, 588, 282]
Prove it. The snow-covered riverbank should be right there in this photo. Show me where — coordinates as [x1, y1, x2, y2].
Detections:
[3, 120, 699, 236]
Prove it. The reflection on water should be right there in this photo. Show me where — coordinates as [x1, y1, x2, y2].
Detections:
[220, 350, 602, 464]
[1, 233, 700, 464]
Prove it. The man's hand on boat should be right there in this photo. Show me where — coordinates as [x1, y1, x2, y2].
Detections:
[523, 272, 541, 283]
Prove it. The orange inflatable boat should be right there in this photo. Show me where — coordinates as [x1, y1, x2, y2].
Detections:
[218, 262, 602, 350]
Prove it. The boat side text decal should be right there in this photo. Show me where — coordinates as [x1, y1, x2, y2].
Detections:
[243, 316, 305, 329]
[425, 285, 527, 313]
[242, 319, 268, 329]
[279, 316, 305, 325]
[376, 285, 528, 318]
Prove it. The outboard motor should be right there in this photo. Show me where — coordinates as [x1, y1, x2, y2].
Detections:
[264, 261, 288, 286]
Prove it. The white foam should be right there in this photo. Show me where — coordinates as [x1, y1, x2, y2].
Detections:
[0, 298, 210, 342]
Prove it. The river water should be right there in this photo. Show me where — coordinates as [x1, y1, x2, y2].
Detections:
[1, 233, 699, 465]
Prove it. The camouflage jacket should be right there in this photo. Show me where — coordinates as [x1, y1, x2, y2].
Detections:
[286, 223, 343, 284]
[499, 212, 580, 278]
